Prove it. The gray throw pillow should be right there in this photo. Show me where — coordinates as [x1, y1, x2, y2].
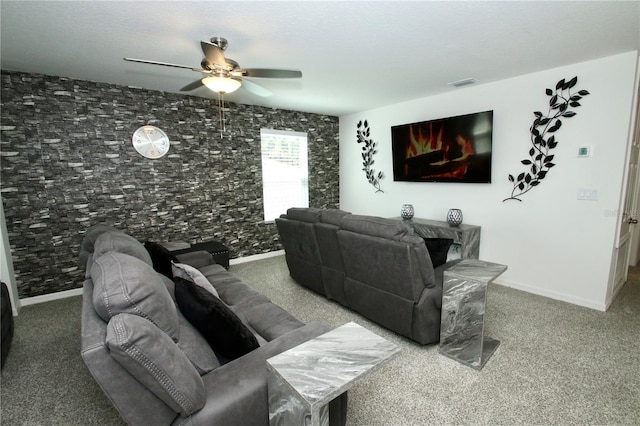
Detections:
[91, 252, 179, 342]
[106, 313, 205, 415]
[172, 262, 219, 297]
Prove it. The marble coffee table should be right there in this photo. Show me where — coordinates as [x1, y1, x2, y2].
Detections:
[439, 259, 507, 370]
[266, 321, 400, 426]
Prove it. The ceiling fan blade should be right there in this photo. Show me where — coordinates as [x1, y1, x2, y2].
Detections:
[200, 41, 226, 66]
[241, 68, 302, 78]
[180, 79, 204, 91]
[124, 57, 205, 72]
[241, 79, 272, 97]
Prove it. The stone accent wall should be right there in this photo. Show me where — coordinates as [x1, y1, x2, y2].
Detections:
[0, 71, 339, 298]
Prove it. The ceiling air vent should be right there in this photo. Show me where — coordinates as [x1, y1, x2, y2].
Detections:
[448, 78, 477, 87]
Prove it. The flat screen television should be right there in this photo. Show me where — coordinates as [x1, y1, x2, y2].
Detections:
[391, 110, 493, 183]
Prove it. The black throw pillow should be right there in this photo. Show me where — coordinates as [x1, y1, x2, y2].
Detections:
[423, 238, 454, 267]
[144, 241, 179, 279]
[174, 277, 259, 360]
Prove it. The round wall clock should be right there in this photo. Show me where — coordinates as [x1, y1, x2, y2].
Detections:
[132, 125, 170, 159]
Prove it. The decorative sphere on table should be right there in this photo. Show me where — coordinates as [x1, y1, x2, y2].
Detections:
[400, 204, 414, 220]
[447, 208, 463, 226]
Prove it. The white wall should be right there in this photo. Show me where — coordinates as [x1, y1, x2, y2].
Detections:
[339, 51, 639, 311]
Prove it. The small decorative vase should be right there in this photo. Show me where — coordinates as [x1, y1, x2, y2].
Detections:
[400, 204, 414, 220]
[447, 208, 463, 226]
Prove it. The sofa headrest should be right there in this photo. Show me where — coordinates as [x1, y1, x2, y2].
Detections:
[286, 207, 322, 223]
[79, 224, 122, 266]
[91, 252, 179, 342]
[340, 215, 410, 241]
[320, 209, 351, 226]
[94, 231, 153, 267]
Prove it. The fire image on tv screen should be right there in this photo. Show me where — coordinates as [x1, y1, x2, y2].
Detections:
[391, 110, 493, 183]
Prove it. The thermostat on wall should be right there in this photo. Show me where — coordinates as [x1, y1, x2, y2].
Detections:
[577, 146, 592, 157]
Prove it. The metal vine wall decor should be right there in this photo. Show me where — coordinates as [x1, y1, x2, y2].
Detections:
[357, 119, 384, 193]
[503, 76, 590, 202]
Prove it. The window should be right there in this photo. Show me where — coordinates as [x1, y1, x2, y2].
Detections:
[260, 129, 309, 222]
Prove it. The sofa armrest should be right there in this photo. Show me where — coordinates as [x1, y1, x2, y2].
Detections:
[175, 250, 215, 269]
[173, 321, 334, 426]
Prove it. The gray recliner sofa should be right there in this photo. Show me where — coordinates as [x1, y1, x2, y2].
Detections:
[276, 208, 460, 345]
[79, 224, 347, 425]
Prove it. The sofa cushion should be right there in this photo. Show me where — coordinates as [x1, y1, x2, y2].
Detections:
[340, 215, 409, 241]
[239, 302, 305, 342]
[286, 207, 322, 223]
[337, 231, 427, 300]
[200, 264, 270, 309]
[144, 241, 179, 279]
[94, 231, 153, 266]
[424, 238, 453, 267]
[172, 262, 219, 297]
[174, 277, 259, 361]
[320, 209, 351, 226]
[159, 273, 176, 302]
[79, 224, 122, 266]
[106, 313, 205, 415]
[91, 252, 179, 342]
[276, 217, 322, 267]
[176, 308, 220, 375]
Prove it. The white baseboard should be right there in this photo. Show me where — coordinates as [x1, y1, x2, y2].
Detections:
[229, 250, 284, 265]
[493, 278, 607, 312]
[19, 250, 286, 307]
[20, 287, 84, 307]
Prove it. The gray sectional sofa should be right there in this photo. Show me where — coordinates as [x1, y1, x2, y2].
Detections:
[79, 224, 347, 425]
[276, 208, 461, 345]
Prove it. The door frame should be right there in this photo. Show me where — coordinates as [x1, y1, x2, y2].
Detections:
[608, 56, 640, 307]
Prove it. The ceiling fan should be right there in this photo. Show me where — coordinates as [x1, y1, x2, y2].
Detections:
[123, 36, 302, 97]
[124, 37, 302, 135]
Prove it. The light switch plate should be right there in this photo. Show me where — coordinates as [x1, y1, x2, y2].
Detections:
[577, 188, 599, 200]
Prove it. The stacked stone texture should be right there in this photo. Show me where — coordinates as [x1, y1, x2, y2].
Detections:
[1, 71, 340, 298]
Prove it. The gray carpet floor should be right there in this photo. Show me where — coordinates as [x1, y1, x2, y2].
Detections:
[1, 255, 639, 425]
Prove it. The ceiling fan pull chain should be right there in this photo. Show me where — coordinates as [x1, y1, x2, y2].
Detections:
[217, 92, 225, 137]
[222, 94, 226, 133]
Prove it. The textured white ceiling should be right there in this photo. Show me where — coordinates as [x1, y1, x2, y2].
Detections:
[1, 1, 639, 116]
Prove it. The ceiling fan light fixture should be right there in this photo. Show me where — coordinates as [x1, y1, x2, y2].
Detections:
[202, 76, 241, 94]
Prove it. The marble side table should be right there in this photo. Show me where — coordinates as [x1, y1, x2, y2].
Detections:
[439, 259, 507, 370]
[267, 322, 400, 426]
[391, 217, 481, 259]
